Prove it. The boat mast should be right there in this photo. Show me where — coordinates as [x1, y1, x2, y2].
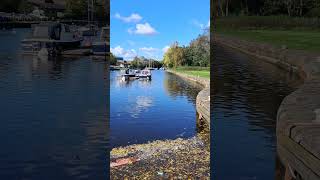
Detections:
[87, 0, 94, 25]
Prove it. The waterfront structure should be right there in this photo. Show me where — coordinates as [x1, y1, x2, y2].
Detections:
[27, 0, 65, 18]
[92, 26, 110, 56]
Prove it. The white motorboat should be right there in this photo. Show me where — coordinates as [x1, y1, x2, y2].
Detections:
[21, 22, 83, 56]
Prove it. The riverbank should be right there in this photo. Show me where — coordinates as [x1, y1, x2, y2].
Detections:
[214, 34, 320, 179]
[167, 69, 210, 129]
[215, 16, 320, 53]
[174, 66, 210, 79]
[110, 133, 209, 179]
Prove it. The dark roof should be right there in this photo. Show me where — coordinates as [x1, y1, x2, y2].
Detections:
[27, 0, 65, 10]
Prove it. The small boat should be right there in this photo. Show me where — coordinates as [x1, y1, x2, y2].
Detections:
[137, 69, 152, 80]
[92, 27, 109, 56]
[134, 70, 141, 76]
[120, 69, 137, 81]
[21, 22, 82, 56]
[79, 24, 99, 37]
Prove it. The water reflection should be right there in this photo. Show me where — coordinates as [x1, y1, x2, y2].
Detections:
[213, 44, 301, 180]
[110, 70, 202, 148]
[163, 72, 202, 103]
[0, 29, 108, 179]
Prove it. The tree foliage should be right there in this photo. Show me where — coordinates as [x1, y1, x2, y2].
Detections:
[163, 31, 210, 68]
[131, 56, 163, 69]
[64, 0, 106, 20]
[216, 0, 320, 17]
[110, 53, 117, 65]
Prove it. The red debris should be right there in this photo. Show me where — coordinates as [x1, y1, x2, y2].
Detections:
[110, 157, 140, 168]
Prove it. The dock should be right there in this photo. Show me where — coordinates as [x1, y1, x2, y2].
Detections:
[61, 49, 92, 56]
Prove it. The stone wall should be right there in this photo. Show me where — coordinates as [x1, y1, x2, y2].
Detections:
[215, 34, 320, 179]
[166, 70, 210, 129]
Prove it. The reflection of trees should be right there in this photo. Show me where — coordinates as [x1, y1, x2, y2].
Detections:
[163, 72, 202, 104]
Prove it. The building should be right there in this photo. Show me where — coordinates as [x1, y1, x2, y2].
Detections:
[27, 0, 65, 18]
[116, 57, 130, 68]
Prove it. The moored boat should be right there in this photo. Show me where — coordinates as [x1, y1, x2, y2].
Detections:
[92, 27, 109, 56]
[137, 69, 152, 80]
[21, 22, 82, 56]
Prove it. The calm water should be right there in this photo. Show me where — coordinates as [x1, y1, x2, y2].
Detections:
[0, 29, 109, 179]
[110, 70, 202, 148]
[212, 45, 302, 180]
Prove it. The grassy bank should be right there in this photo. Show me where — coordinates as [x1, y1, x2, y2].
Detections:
[172, 66, 210, 79]
[215, 16, 320, 52]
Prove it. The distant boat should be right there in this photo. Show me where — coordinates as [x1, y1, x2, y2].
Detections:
[137, 69, 152, 80]
[92, 27, 109, 56]
[119, 69, 137, 81]
[21, 22, 82, 56]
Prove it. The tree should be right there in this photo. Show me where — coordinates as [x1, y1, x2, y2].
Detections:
[163, 43, 185, 68]
[18, 0, 34, 14]
[110, 53, 117, 65]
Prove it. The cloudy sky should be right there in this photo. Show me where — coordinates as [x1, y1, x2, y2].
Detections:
[110, 0, 209, 61]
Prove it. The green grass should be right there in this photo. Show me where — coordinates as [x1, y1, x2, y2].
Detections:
[216, 28, 320, 52]
[215, 16, 320, 52]
[173, 66, 210, 79]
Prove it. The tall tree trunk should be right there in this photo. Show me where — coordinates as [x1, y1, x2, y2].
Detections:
[245, 0, 249, 15]
[219, 0, 225, 16]
[225, 0, 229, 16]
[286, 0, 292, 16]
[299, 0, 303, 16]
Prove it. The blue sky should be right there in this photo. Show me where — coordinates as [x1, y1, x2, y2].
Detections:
[110, 0, 210, 60]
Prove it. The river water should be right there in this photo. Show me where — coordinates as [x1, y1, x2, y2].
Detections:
[212, 44, 302, 180]
[110, 70, 202, 148]
[0, 29, 109, 179]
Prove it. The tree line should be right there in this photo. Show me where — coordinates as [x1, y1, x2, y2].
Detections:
[0, 0, 107, 21]
[215, 0, 320, 17]
[110, 53, 163, 69]
[163, 30, 210, 68]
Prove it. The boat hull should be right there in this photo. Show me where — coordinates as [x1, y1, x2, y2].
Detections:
[21, 40, 82, 55]
[92, 42, 109, 55]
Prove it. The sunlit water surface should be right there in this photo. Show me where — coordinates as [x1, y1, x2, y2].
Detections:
[110, 70, 203, 148]
[212, 44, 302, 180]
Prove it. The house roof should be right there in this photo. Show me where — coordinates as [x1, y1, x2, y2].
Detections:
[27, 0, 66, 10]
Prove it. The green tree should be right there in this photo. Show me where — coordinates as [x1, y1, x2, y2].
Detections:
[65, 0, 87, 19]
[163, 43, 185, 68]
[110, 53, 117, 65]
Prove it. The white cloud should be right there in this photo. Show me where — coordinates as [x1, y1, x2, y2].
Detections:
[162, 46, 170, 53]
[139, 47, 158, 52]
[111, 46, 137, 60]
[114, 13, 142, 23]
[139, 47, 159, 58]
[191, 19, 210, 29]
[128, 23, 157, 35]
